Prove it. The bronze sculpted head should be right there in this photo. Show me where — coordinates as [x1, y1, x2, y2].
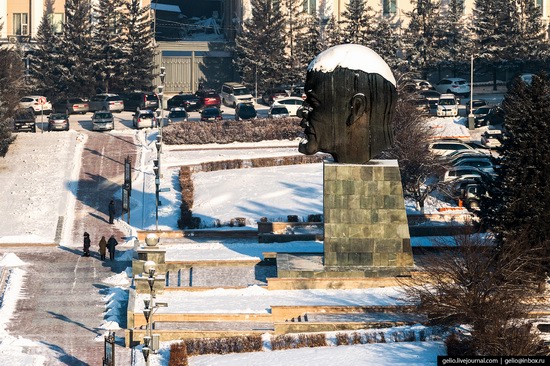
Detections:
[298, 44, 397, 164]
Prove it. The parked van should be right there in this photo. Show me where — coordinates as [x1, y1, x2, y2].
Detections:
[220, 82, 254, 107]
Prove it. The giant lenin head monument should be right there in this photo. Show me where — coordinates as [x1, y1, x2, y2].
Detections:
[299, 44, 414, 277]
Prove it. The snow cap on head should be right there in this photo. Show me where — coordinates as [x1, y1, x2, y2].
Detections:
[307, 44, 396, 87]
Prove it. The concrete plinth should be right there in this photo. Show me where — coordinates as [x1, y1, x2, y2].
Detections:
[276, 160, 414, 281]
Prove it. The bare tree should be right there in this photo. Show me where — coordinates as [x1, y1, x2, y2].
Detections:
[402, 233, 548, 356]
[381, 85, 446, 212]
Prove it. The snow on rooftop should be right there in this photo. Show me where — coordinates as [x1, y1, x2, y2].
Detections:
[308, 44, 396, 87]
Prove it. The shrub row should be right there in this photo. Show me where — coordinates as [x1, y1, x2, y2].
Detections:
[169, 335, 263, 365]
[162, 117, 303, 145]
[178, 154, 326, 229]
[271, 333, 327, 350]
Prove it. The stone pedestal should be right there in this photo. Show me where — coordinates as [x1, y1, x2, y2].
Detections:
[323, 160, 414, 276]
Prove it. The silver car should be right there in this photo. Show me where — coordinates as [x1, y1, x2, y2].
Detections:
[132, 110, 157, 129]
[88, 94, 124, 113]
[91, 111, 114, 131]
[167, 108, 188, 124]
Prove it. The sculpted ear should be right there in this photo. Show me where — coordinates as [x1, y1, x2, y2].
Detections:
[347, 93, 367, 126]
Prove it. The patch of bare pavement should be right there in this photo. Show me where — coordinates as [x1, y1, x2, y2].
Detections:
[4, 133, 138, 365]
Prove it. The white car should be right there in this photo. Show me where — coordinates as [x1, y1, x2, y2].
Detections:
[434, 78, 470, 97]
[268, 105, 290, 118]
[272, 97, 304, 116]
[132, 109, 157, 129]
[19, 95, 52, 114]
[429, 140, 476, 156]
[436, 94, 459, 117]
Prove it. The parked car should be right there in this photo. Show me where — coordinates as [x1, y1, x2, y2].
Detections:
[13, 108, 36, 132]
[443, 166, 484, 182]
[409, 98, 430, 114]
[487, 105, 505, 126]
[471, 106, 493, 127]
[167, 108, 188, 124]
[167, 94, 200, 111]
[262, 87, 289, 105]
[234, 102, 257, 120]
[272, 97, 304, 116]
[419, 90, 441, 110]
[268, 104, 290, 118]
[88, 94, 124, 113]
[481, 130, 503, 148]
[52, 97, 89, 114]
[452, 158, 495, 175]
[200, 107, 223, 122]
[436, 93, 459, 117]
[465, 99, 487, 115]
[429, 139, 476, 156]
[123, 91, 159, 112]
[220, 82, 254, 107]
[196, 89, 221, 109]
[132, 110, 157, 129]
[289, 85, 306, 99]
[19, 95, 52, 114]
[434, 78, 470, 97]
[91, 111, 114, 131]
[507, 73, 534, 89]
[47, 113, 70, 131]
[404, 79, 434, 92]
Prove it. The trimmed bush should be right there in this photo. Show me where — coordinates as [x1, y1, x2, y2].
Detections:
[162, 117, 303, 145]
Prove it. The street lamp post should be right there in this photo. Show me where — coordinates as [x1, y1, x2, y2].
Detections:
[468, 54, 475, 130]
[140, 257, 167, 366]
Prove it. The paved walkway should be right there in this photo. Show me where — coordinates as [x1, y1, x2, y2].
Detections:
[3, 133, 138, 365]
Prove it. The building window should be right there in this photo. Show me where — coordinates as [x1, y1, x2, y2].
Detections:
[48, 13, 64, 34]
[383, 0, 397, 15]
[13, 13, 29, 35]
[303, 0, 316, 14]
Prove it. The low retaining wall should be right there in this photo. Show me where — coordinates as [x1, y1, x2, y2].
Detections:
[273, 321, 413, 335]
[270, 305, 417, 322]
[267, 276, 412, 290]
[126, 329, 266, 347]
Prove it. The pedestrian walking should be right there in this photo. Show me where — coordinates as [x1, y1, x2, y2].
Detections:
[98, 236, 107, 260]
[82, 232, 91, 257]
[107, 235, 118, 260]
[108, 200, 115, 224]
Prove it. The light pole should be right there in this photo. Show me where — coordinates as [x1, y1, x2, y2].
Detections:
[468, 54, 475, 130]
[154, 66, 166, 232]
[140, 259, 168, 365]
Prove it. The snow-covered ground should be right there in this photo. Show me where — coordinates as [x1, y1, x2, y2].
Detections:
[0, 116, 481, 365]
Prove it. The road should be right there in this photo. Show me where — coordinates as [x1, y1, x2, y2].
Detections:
[1, 112, 140, 365]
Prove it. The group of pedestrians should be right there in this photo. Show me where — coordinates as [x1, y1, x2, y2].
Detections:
[82, 232, 118, 260]
[81, 199, 120, 258]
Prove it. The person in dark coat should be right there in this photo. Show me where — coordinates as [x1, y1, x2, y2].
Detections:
[108, 200, 115, 224]
[107, 235, 118, 260]
[98, 236, 107, 260]
[82, 232, 91, 257]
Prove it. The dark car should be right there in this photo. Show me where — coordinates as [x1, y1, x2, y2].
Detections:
[52, 97, 89, 114]
[487, 105, 505, 126]
[472, 106, 493, 127]
[13, 108, 36, 132]
[123, 91, 159, 112]
[196, 89, 221, 109]
[167, 94, 201, 111]
[466, 99, 487, 115]
[419, 90, 441, 109]
[200, 107, 223, 122]
[262, 87, 289, 105]
[47, 113, 70, 131]
[234, 103, 257, 120]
